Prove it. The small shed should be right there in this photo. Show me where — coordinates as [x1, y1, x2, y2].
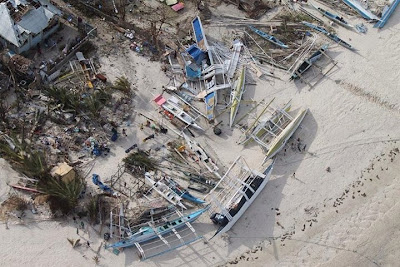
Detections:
[50, 162, 76, 183]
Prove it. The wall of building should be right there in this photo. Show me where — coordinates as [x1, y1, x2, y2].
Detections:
[2, 19, 60, 54]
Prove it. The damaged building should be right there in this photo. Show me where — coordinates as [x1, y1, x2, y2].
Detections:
[0, 0, 61, 54]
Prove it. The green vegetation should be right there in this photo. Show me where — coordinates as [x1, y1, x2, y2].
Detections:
[39, 175, 84, 214]
[123, 150, 158, 174]
[112, 76, 133, 96]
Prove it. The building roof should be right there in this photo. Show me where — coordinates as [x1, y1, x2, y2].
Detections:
[0, 0, 60, 48]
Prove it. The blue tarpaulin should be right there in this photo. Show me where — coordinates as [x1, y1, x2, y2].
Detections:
[92, 174, 113, 194]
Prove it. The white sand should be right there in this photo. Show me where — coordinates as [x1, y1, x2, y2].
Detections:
[1, 3, 400, 267]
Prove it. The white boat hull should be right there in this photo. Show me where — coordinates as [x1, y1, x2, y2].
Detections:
[214, 163, 274, 237]
[145, 173, 186, 209]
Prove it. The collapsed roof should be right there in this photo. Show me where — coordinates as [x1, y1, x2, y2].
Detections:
[0, 0, 61, 48]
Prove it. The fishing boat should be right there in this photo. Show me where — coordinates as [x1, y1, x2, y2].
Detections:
[302, 22, 353, 50]
[208, 158, 274, 237]
[248, 25, 288, 48]
[145, 173, 186, 209]
[310, 3, 354, 29]
[342, 0, 379, 21]
[291, 44, 329, 80]
[264, 108, 308, 160]
[230, 66, 246, 128]
[165, 177, 206, 204]
[374, 0, 400, 28]
[105, 207, 209, 249]
[154, 94, 203, 131]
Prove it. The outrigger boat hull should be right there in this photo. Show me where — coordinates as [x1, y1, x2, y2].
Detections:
[264, 108, 308, 160]
[229, 67, 246, 128]
[311, 3, 354, 29]
[210, 162, 274, 237]
[248, 25, 288, 49]
[145, 173, 186, 209]
[105, 207, 209, 249]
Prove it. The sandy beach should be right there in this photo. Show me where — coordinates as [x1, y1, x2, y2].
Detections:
[1, 1, 400, 266]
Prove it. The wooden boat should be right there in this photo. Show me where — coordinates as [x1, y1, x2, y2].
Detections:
[229, 66, 246, 128]
[154, 95, 203, 130]
[291, 45, 328, 80]
[165, 177, 205, 204]
[342, 0, 379, 21]
[302, 22, 354, 50]
[105, 207, 209, 249]
[374, 0, 400, 28]
[248, 25, 288, 49]
[310, 3, 354, 29]
[145, 173, 186, 209]
[208, 158, 274, 237]
[264, 108, 308, 160]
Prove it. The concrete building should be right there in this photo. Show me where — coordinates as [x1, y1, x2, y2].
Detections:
[0, 0, 61, 54]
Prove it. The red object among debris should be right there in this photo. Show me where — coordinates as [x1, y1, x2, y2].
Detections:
[171, 2, 184, 11]
[154, 94, 167, 106]
[96, 74, 107, 83]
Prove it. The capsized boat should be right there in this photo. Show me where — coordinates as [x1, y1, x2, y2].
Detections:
[248, 25, 288, 48]
[154, 95, 203, 130]
[291, 45, 329, 80]
[310, 3, 354, 29]
[105, 207, 209, 249]
[302, 22, 354, 50]
[230, 66, 246, 128]
[145, 172, 186, 209]
[165, 177, 205, 204]
[208, 159, 274, 238]
[264, 108, 308, 160]
[342, 0, 379, 21]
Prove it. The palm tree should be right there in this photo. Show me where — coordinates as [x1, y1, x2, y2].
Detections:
[38, 175, 84, 214]
[112, 76, 132, 96]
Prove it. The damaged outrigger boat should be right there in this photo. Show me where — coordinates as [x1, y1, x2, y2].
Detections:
[206, 156, 274, 238]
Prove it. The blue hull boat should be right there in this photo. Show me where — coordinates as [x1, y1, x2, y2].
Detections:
[311, 3, 354, 29]
[248, 25, 288, 48]
[374, 0, 400, 28]
[342, 0, 379, 20]
[105, 207, 209, 249]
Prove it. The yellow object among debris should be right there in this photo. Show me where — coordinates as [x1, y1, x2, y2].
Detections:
[50, 162, 76, 183]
